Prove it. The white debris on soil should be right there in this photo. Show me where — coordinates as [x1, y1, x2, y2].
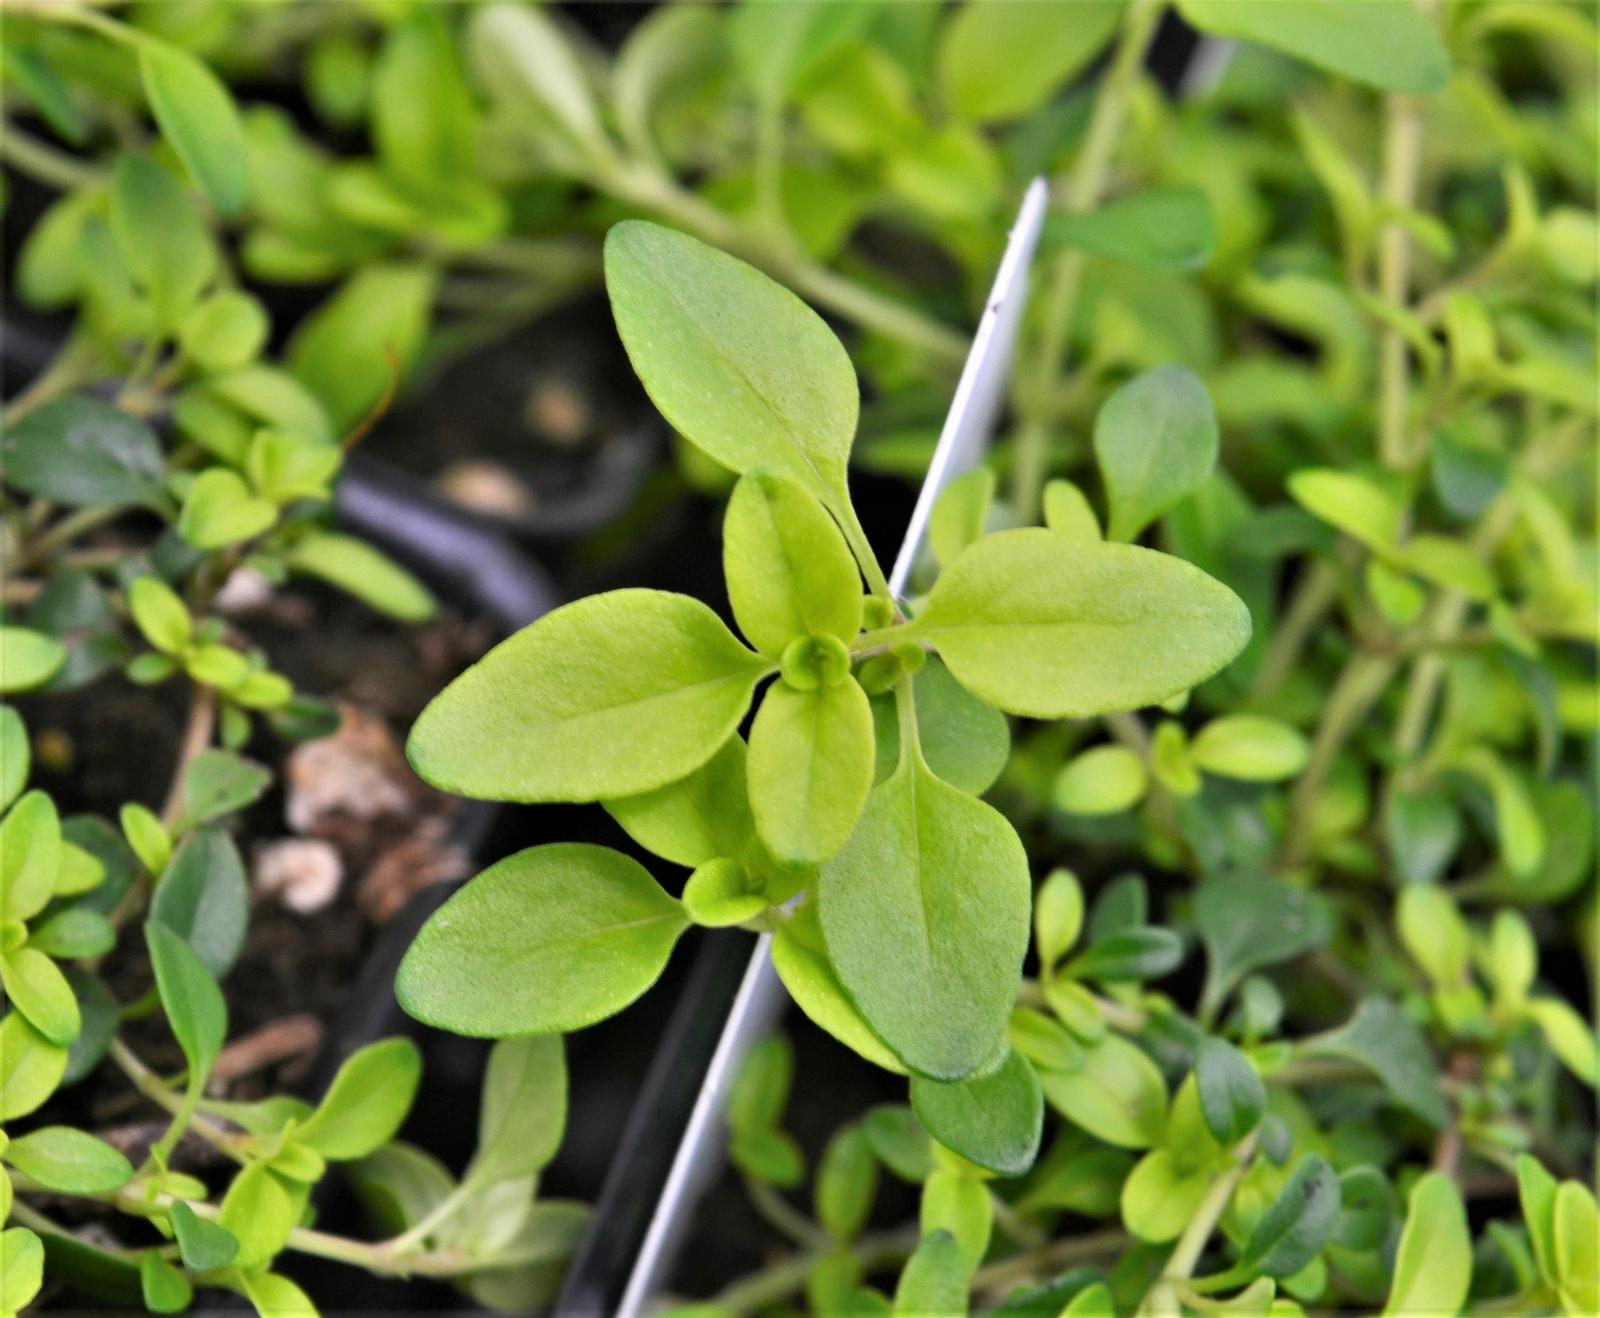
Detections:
[438, 459, 535, 517]
[253, 837, 344, 914]
[212, 565, 276, 616]
[285, 704, 419, 838]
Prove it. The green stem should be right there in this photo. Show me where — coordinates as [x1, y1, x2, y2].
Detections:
[380, 1181, 474, 1256]
[1010, 0, 1166, 522]
[108, 1037, 242, 1161]
[0, 121, 107, 192]
[1138, 1134, 1259, 1316]
[970, 1225, 1130, 1296]
[709, 1224, 921, 1315]
[746, 1177, 830, 1249]
[1250, 560, 1341, 701]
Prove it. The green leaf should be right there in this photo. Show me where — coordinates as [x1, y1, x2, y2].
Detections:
[894, 1230, 967, 1316]
[151, 828, 249, 977]
[724, 472, 862, 657]
[749, 677, 874, 865]
[862, 1105, 933, 1183]
[408, 590, 767, 803]
[110, 154, 213, 329]
[729, 0, 872, 105]
[1525, 997, 1599, 1086]
[286, 533, 437, 624]
[1045, 186, 1216, 272]
[928, 468, 996, 569]
[771, 905, 907, 1075]
[910, 1046, 1043, 1177]
[128, 577, 191, 657]
[1553, 1181, 1599, 1314]
[683, 857, 767, 927]
[819, 745, 1030, 1080]
[1382, 1173, 1470, 1316]
[603, 736, 753, 869]
[1042, 480, 1102, 542]
[177, 749, 271, 829]
[1175, 0, 1450, 93]
[1121, 1147, 1212, 1243]
[1332, 1166, 1397, 1253]
[0, 1011, 68, 1120]
[1, 790, 61, 923]
[1287, 469, 1403, 554]
[1094, 365, 1220, 543]
[139, 39, 250, 216]
[288, 264, 436, 433]
[1396, 885, 1469, 987]
[605, 221, 858, 512]
[219, 1162, 298, 1270]
[1053, 745, 1148, 816]
[730, 1033, 793, 1133]
[938, 0, 1121, 122]
[0, 1227, 44, 1314]
[816, 1124, 878, 1243]
[0, 707, 27, 815]
[1, 948, 81, 1045]
[1190, 716, 1310, 782]
[169, 1200, 238, 1271]
[464, 1035, 567, 1189]
[1065, 928, 1182, 983]
[1034, 869, 1084, 970]
[296, 1038, 421, 1160]
[1040, 1032, 1167, 1149]
[1194, 874, 1332, 1017]
[120, 803, 171, 876]
[732, 1124, 805, 1188]
[140, 1251, 193, 1314]
[240, 1270, 317, 1318]
[921, 1170, 992, 1272]
[179, 290, 269, 372]
[2, 1126, 132, 1194]
[909, 530, 1250, 718]
[177, 468, 278, 550]
[0, 628, 67, 694]
[1194, 1038, 1265, 1146]
[371, 9, 476, 186]
[870, 657, 1011, 796]
[1240, 1155, 1340, 1278]
[469, 2, 607, 154]
[3, 396, 165, 510]
[145, 921, 226, 1085]
[28, 910, 114, 963]
[1304, 997, 1448, 1129]
[396, 843, 688, 1037]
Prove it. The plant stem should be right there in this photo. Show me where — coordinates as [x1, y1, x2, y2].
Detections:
[1138, 1134, 1258, 1316]
[158, 686, 216, 832]
[970, 1226, 1130, 1295]
[107, 1037, 242, 1161]
[1250, 560, 1341, 701]
[746, 1176, 830, 1249]
[1010, 0, 1166, 522]
[23, 506, 122, 569]
[0, 120, 107, 191]
[709, 1224, 921, 1315]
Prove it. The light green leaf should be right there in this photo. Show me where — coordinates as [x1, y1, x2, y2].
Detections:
[1396, 885, 1469, 986]
[604, 736, 753, 869]
[464, 1035, 567, 1189]
[928, 468, 996, 569]
[288, 533, 437, 624]
[771, 905, 907, 1076]
[241, 1270, 318, 1318]
[683, 857, 767, 927]
[921, 1170, 992, 1273]
[179, 290, 269, 372]
[140, 1251, 193, 1314]
[870, 657, 1011, 796]
[0, 628, 67, 694]
[372, 9, 476, 187]
[894, 1229, 967, 1316]
[1042, 479, 1102, 541]
[819, 744, 1030, 1080]
[1191, 716, 1310, 782]
[730, 0, 872, 105]
[605, 221, 858, 511]
[1525, 997, 1599, 1086]
[749, 677, 874, 865]
[1040, 1032, 1167, 1149]
[396, 843, 688, 1037]
[151, 828, 249, 977]
[178, 749, 271, 829]
[288, 264, 436, 433]
[0, 1012, 68, 1120]
[1287, 469, 1404, 553]
[732, 1125, 805, 1188]
[0, 791, 61, 923]
[169, 1199, 239, 1271]
[816, 1124, 878, 1243]
[110, 154, 213, 328]
[910, 530, 1250, 719]
[2, 1126, 132, 1194]
[1176, 0, 1450, 93]
[910, 1046, 1042, 1177]
[1194, 1037, 1265, 1146]
[410, 590, 767, 803]
[938, 0, 1122, 122]
[1034, 869, 1084, 970]
[1095, 365, 1220, 542]
[139, 39, 250, 215]
[177, 468, 277, 550]
[145, 920, 227, 1085]
[296, 1038, 421, 1160]
[220, 1162, 298, 1270]
[2, 396, 165, 510]
[0, 1227, 44, 1315]
[1383, 1173, 1470, 1316]
[1, 947, 81, 1045]
[730, 1033, 793, 1133]
[1517, 1154, 1559, 1286]
[0, 707, 27, 815]
[1402, 534, 1497, 601]
[472, 2, 606, 155]
[1553, 1181, 1599, 1314]
[1121, 1147, 1212, 1242]
[128, 577, 191, 657]
[1046, 186, 1216, 272]
[725, 472, 862, 657]
[1053, 744, 1148, 816]
[1240, 1155, 1340, 1278]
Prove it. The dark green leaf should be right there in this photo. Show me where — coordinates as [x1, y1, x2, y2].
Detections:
[1194, 874, 1332, 1016]
[177, 750, 271, 830]
[1065, 928, 1183, 983]
[150, 828, 248, 977]
[1304, 997, 1448, 1129]
[169, 1200, 238, 1271]
[1194, 1037, 1265, 1145]
[3, 397, 164, 509]
[144, 921, 226, 1084]
[1046, 186, 1216, 272]
[910, 1046, 1043, 1177]
[1239, 1154, 1340, 1278]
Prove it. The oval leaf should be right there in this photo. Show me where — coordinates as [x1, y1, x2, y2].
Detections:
[910, 1046, 1043, 1177]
